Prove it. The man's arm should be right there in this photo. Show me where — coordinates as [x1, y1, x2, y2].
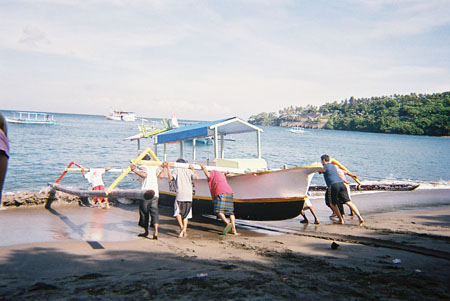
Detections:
[130, 164, 147, 179]
[163, 162, 173, 180]
[189, 164, 199, 180]
[200, 164, 210, 180]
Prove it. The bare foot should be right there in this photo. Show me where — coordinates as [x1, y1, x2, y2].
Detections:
[359, 219, 364, 226]
[314, 220, 320, 224]
[339, 219, 344, 224]
[178, 229, 187, 238]
[300, 219, 309, 224]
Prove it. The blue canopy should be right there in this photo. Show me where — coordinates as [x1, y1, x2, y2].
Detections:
[156, 117, 263, 144]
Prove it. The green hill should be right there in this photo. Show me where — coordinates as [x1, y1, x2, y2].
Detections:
[248, 92, 450, 136]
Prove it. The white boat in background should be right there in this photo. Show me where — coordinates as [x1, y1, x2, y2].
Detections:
[106, 110, 136, 122]
[6, 112, 56, 125]
[289, 126, 305, 133]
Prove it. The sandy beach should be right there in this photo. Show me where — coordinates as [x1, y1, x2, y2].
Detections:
[1, 190, 450, 300]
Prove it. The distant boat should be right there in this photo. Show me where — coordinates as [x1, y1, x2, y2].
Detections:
[289, 127, 305, 133]
[6, 112, 56, 125]
[106, 110, 136, 122]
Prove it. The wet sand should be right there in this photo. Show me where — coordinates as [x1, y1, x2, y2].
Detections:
[0, 189, 449, 299]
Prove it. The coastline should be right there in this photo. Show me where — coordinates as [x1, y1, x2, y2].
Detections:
[1, 190, 449, 299]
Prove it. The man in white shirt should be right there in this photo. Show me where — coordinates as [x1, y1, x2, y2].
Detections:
[130, 161, 164, 239]
[163, 159, 198, 238]
[81, 168, 111, 208]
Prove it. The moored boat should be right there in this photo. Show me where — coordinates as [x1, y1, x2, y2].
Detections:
[289, 126, 305, 133]
[106, 110, 136, 122]
[6, 111, 56, 125]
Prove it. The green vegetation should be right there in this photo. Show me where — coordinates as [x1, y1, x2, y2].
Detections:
[248, 92, 450, 136]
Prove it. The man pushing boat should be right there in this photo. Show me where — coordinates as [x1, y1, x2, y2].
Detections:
[317, 154, 364, 225]
[200, 164, 237, 235]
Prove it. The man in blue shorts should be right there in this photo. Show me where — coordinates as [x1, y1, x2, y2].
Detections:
[317, 154, 364, 225]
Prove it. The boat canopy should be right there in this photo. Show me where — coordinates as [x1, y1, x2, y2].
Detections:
[156, 117, 263, 144]
[155, 117, 264, 161]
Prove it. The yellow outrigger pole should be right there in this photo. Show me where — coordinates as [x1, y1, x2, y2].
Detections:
[106, 148, 160, 193]
[330, 158, 361, 186]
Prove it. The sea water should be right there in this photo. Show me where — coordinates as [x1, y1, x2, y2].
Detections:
[2, 111, 450, 193]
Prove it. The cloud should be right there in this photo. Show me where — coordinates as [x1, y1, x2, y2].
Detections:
[19, 25, 51, 47]
[0, 0, 449, 119]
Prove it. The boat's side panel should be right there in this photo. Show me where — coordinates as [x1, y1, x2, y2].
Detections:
[157, 167, 318, 220]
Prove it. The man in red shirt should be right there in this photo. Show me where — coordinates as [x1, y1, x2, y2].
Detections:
[200, 164, 236, 235]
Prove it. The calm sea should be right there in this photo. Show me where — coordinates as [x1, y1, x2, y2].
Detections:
[2, 111, 450, 193]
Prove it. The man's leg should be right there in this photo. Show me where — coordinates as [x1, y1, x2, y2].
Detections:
[176, 215, 183, 230]
[346, 202, 364, 225]
[138, 199, 150, 237]
[149, 198, 160, 239]
[309, 207, 320, 224]
[300, 209, 309, 223]
[230, 214, 236, 234]
[217, 212, 229, 225]
[330, 203, 344, 224]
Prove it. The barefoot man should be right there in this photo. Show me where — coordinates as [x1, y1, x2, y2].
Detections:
[200, 164, 237, 235]
[163, 159, 199, 238]
[317, 154, 364, 225]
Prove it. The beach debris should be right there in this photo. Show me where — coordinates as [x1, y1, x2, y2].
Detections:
[415, 269, 422, 273]
[331, 242, 340, 250]
[196, 273, 208, 278]
[392, 258, 402, 264]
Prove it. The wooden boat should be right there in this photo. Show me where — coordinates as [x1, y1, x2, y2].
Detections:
[150, 117, 320, 221]
[52, 117, 321, 221]
[309, 183, 420, 192]
[6, 112, 56, 125]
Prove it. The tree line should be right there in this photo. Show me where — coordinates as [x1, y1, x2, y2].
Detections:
[248, 92, 450, 136]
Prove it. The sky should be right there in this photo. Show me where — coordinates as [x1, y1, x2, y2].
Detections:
[0, 0, 449, 120]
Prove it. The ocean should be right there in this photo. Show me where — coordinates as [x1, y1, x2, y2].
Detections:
[2, 111, 450, 193]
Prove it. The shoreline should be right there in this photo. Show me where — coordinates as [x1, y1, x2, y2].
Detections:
[1, 189, 450, 299]
[1, 204, 449, 299]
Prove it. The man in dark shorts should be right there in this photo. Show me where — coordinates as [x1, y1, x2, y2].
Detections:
[317, 154, 364, 225]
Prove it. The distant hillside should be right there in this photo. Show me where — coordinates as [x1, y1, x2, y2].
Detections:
[248, 92, 450, 136]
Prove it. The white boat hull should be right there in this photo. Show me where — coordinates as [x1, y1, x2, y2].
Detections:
[158, 166, 319, 220]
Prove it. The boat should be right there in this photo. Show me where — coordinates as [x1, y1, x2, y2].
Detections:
[106, 110, 136, 122]
[6, 112, 56, 125]
[52, 117, 322, 221]
[147, 117, 321, 221]
[309, 183, 420, 192]
[289, 126, 305, 133]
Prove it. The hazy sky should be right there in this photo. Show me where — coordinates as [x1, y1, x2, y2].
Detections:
[1, 0, 449, 120]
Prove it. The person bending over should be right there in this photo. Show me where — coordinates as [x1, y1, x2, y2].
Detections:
[163, 159, 198, 238]
[317, 154, 364, 225]
[200, 164, 237, 235]
[130, 159, 165, 239]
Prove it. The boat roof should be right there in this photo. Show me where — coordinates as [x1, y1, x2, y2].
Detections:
[14, 111, 53, 115]
[156, 117, 263, 144]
